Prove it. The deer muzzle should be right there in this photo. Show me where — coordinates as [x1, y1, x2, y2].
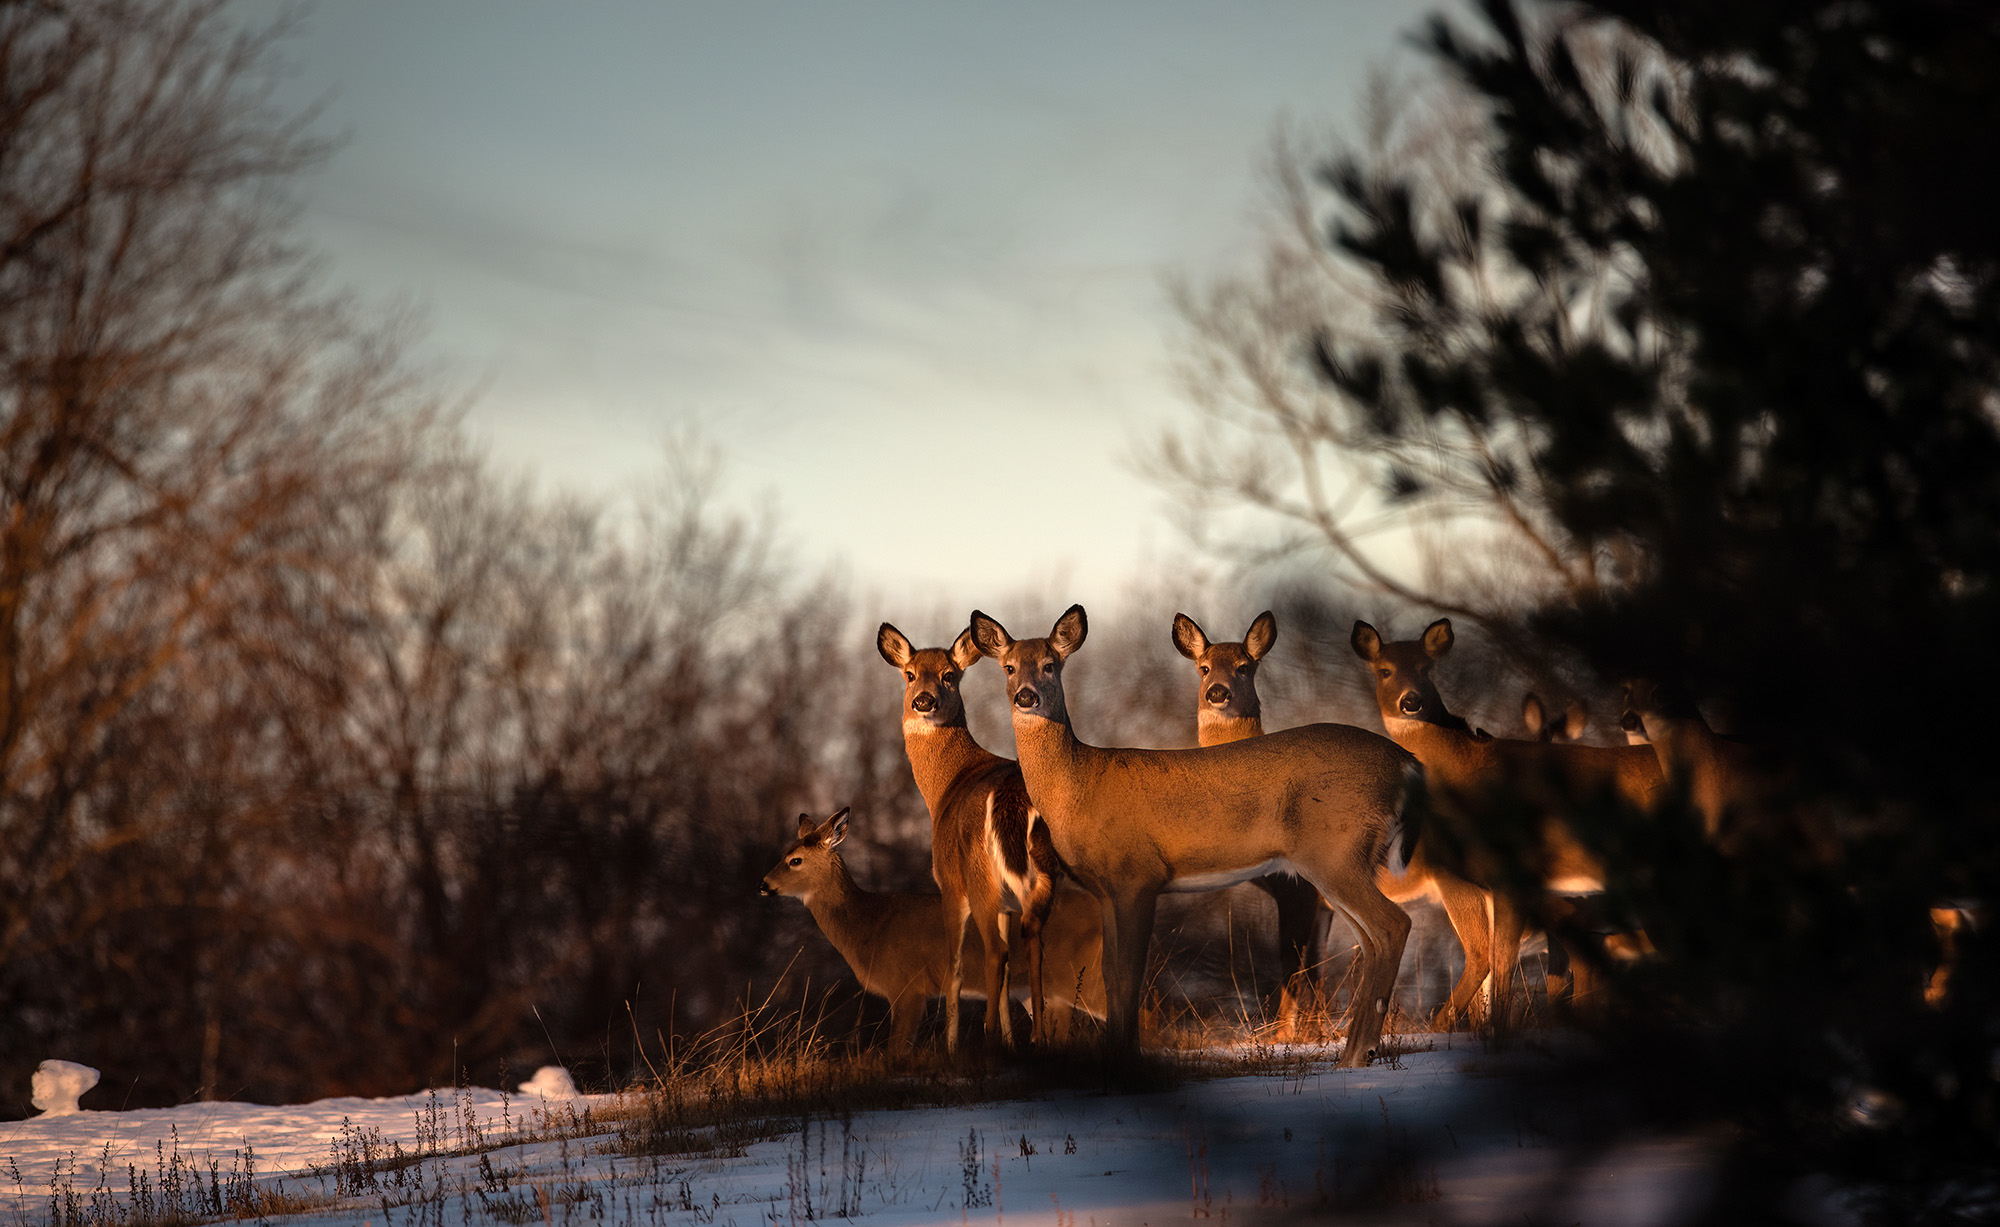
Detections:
[1205, 683, 1231, 706]
[1397, 691, 1425, 717]
[1013, 686, 1040, 711]
[910, 691, 936, 713]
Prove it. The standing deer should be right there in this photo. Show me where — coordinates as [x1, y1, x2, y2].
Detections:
[1174, 612, 1498, 1030]
[877, 623, 1062, 1052]
[1620, 679, 1837, 860]
[1170, 610, 1324, 1030]
[1351, 619, 1663, 1021]
[1521, 693, 1587, 744]
[760, 809, 1105, 1050]
[970, 606, 1419, 1066]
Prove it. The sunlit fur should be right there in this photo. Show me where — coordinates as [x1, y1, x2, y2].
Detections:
[1353, 619, 1664, 1019]
[877, 622, 1063, 1052]
[973, 605, 1418, 1067]
[760, 809, 1104, 1049]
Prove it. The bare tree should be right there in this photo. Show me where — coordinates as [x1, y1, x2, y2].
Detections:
[0, 0, 435, 980]
[1150, 19, 1681, 635]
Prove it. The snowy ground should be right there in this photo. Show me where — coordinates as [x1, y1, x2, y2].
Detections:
[0, 1041, 1718, 1227]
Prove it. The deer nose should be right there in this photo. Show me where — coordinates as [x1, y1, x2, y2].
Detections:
[1013, 687, 1040, 710]
[1619, 709, 1644, 732]
[1397, 691, 1424, 716]
[758, 879, 778, 897]
[1205, 683, 1231, 706]
[911, 691, 936, 713]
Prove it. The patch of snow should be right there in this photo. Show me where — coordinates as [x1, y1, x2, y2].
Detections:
[0, 1042, 1721, 1226]
[28, 1062, 97, 1117]
[517, 1065, 578, 1099]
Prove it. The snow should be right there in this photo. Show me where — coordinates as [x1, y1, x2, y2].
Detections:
[0, 1045, 1716, 1226]
[518, 1066, 581, 1100]
[26, 1064, 97, 1119]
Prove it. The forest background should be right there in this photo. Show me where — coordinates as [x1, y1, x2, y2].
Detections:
[4, 2, 1996, 1219]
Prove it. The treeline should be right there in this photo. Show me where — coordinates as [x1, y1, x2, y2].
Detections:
[0, 0, 940, 1110]
[0, 2, 1409, 1106]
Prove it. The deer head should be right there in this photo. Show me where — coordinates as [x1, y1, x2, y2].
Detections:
[1351, 618, 1458, 732]
[967, 605, 1086, 725]
[1173, 610, 1274, 726]
[877, 623, 981, 731]
[1523, 693, 1588, 743]
[759, 807, 850, 902]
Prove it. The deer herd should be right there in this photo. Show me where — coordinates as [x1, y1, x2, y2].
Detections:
[758, 605, 1876, 1068]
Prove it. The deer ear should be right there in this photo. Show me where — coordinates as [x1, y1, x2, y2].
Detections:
[1563, 705, 1588, 741]
[1049, 604, 1088, 659]
[877, 623, 914, 668]
[950, 628, 981, 671]
[1522, 693, 1547, 738]
[796, 813, 816, 839]
[1171, 613, 1208, 660]
[1244, 611, 1277, 660]
[968, 611, 1011, 658]
[823, 807, 851, 847]
[1350, 621, 1383, 662]
[1421, 618, 1454, 660]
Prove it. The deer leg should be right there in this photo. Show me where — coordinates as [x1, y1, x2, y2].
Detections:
[1488, 892, 1529, 1032]
[1100, 889, 1159, 1052]
[1319, 880, 1410, 1068]
[1021, 817, 1059, 1047]
[943, 893, 971, 1055]
[1264, 875, 1324, 1039]
[980, 909, 1014, 1051]
[1435, 873, 1494, 1031]
[1018, 894, 1054, 1048]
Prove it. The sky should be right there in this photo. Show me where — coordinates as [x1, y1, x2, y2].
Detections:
[271, 1, 1445, 607]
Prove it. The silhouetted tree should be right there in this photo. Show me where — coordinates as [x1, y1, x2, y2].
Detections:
[1165, 0, 1999, 1219]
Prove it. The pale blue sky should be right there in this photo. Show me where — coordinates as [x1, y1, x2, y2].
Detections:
[275, 1, 1444, 603]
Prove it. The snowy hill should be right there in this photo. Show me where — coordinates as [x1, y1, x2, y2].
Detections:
[0, 1045, 1719, 1226]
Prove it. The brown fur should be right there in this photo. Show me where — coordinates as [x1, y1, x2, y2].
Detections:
[1620, 679, 1836, 862]
[760, 810, 1104, 1049]
[878, 623, 1065, 1051]
[973, 606, 1417, 1067]
[1352, 619, 1664, 1021]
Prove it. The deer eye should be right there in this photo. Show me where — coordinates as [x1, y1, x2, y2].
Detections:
[1003, 664, 1014, 675]
[1041, 661, 1055, 674]
[1199, 665, 1209, 675]
[904, 671, 914, 682]
[788, 857, 803, 868]
[943, 672, 959, 686]
[1378, 668, 1391, 678]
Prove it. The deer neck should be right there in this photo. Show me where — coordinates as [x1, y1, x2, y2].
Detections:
[1383, 713, 1491, 778]
[900, 720, 1002, 816]
[1197, 711, 1263, 746]
[1009, 712, 1088, 810]
[797, 860, 884, 962]
[1644, 713, 1712, 774]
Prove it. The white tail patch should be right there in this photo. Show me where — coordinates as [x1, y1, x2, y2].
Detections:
[985, 790, 1038, 913]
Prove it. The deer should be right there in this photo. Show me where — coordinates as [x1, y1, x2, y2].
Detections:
[1170, 610, 1324, 1029]
[1626, 677, 1965, 1008]
[1618, 678, 1836, 861]
[877, 623, 1063, 1053]
[970, 605, 1420, 1067]
[1174, 611, 1500, 1031]
[1521, 693, 1587, 744]
[760, 808, 1105, 1050]
[1351, 618, 1664, 1022]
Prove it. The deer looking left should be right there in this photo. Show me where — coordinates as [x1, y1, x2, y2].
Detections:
[878, 623, 1063, 1053]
